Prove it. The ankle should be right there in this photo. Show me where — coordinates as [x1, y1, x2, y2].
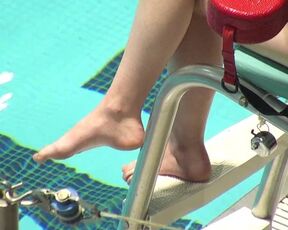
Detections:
[170, 133, 204, 153]
[167, 138, 212, 181]
[100, 97, 141, 119]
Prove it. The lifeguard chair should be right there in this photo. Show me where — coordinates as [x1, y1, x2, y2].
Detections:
[119, 1, 288, 229]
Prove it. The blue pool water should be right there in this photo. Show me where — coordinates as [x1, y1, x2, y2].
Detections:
[0, 1, 260, 229]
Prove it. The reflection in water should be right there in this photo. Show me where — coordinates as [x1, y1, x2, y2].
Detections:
[0, 72, 13, 111]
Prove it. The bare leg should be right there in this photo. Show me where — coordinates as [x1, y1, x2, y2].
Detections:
[123, 1, 222, 182]
[33, 0, 195, 162]
[243, 25, 288, 67]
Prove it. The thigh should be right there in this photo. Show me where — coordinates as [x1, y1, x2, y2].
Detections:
[194, 0, 208, 17]
[168, 0, 222, 72]
[243, 25, 288, 67]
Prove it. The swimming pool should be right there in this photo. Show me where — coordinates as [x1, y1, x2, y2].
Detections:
[0, 1, 256, 229]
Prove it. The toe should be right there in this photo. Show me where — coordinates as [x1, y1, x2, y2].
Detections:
[122, 160, 136, 172]
[126, 175, 133, 184]
[122, 168, 134, 183]
[33, 145, 55, 163]
[122, 160, 136, 182]
[33, 142, 74, 163]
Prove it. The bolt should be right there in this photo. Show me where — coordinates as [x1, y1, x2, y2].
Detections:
[239, 96, 248, 107]
[56, 189, 71, 202]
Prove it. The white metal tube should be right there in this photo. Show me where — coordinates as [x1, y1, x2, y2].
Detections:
[118, 65, 288, 230]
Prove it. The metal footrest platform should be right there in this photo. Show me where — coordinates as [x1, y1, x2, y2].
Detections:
[147, 115, 284, 226]
[273, 197, 288, 230]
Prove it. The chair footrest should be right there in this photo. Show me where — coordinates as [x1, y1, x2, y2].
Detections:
[148, 116, 283, 225]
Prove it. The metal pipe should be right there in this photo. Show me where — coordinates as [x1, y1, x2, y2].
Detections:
[0, 184, 19, 230]
[252, 134, 288, 220]
[118, 65, 288, 230]
[0, 199, 18, 230]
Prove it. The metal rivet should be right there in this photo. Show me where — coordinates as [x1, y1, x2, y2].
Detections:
[239, 96, 248, 107]
[56, 189, 71, 202]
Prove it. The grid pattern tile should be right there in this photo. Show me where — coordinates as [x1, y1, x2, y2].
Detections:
[0, 134, 200, 229]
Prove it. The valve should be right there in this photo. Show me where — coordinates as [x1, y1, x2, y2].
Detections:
[251, 129, 277, 157]
[50, 188, 83, 224]
[0, 180, 100, 225]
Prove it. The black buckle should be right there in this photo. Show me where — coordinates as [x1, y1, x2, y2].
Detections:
[221, 78, 239, 94]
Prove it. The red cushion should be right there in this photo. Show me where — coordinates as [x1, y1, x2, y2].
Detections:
[207, 0, 288, 43]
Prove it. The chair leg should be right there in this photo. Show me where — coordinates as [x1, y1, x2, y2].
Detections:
[252, 134, 288, 219]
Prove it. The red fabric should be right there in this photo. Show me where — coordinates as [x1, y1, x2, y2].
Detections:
[207, 0, 288, 43]
[222, 26, 237, 85]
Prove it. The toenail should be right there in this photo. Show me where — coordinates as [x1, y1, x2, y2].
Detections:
[33, 154, 43, 162]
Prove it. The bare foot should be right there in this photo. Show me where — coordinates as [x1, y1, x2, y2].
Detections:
[122, 137, 211, 183]
[33, 104, 145, 163]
